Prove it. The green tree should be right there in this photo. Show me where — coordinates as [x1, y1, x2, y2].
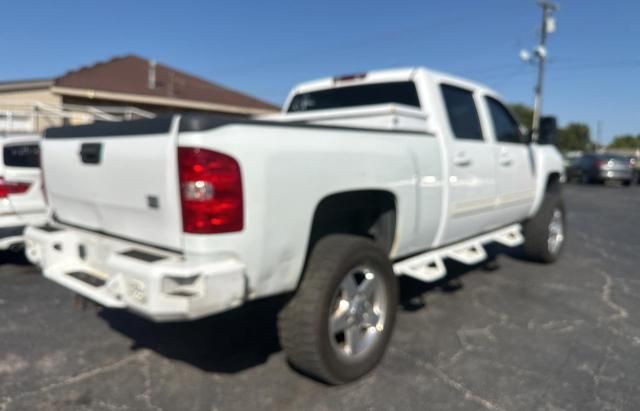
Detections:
[556, 123, 592, 152]
[608, 134, 640, 149]
[509, 103, 534, 128]
[508, 103, 594, 151]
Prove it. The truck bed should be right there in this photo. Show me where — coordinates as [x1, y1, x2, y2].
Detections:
[41, 113, 442, 284]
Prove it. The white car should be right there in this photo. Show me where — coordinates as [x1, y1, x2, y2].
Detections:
[0, 135, 47, 251]
[25, 67, 565, 384]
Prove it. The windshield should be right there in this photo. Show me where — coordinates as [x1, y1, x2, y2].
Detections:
[287, 81, 421, 113]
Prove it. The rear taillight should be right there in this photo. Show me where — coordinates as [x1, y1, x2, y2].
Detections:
[178, 147, 243, 234]
[0, 177, 30, 198]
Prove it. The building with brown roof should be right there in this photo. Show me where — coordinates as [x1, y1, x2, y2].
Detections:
[0, 54, 278, 132]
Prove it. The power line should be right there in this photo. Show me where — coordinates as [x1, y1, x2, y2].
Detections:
[209, 3, 527, 77]
[545, 59, 640, 71]
[210, 22, 442, 76]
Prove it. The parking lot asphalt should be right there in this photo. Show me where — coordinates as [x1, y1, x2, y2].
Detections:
[1, 183, 639, 411]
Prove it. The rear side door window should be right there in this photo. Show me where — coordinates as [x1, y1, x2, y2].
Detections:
[485, 97, 525, 144]
[440, 84, 484, 141]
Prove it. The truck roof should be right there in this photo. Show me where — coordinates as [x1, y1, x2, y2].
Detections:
[287, 67, 501, 105]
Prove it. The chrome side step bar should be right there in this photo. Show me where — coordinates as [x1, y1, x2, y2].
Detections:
[393, 224, 524, 283]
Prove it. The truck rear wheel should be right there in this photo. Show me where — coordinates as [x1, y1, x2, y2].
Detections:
[278, 234, 398, 384]
[523, 189, 566, 263]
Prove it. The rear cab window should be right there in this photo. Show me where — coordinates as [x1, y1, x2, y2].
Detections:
[3, 143, 40, 168]
[440, 84, 484, 141]
[287, 81, 421, 113]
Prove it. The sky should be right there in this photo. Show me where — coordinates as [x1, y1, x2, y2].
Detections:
[1, 0, 638, 143]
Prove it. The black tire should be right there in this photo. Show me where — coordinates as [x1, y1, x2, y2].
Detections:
[622, 179, 631, 187]
[278, 234, 398, 385]
[523, 188, 566, 263]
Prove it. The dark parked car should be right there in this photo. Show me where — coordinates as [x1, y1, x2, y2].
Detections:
[566, 153, 634, 186]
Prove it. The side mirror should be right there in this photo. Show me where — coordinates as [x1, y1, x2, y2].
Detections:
[520, 125, 532, 144]
[538, 116, 558, 145]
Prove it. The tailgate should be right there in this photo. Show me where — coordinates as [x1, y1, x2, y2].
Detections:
[42, 117, 184, 250]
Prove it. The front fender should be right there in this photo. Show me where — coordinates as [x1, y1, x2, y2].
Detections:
[528, 145, 565, 217]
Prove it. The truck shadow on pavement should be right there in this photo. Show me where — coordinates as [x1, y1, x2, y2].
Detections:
[0, 249, 31, 266]
[100, 294, 288, 374]
[100, 243, 524, 375]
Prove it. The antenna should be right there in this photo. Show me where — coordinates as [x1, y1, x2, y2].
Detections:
[148, 60, 157, 90]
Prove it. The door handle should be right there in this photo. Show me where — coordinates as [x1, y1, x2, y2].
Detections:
[499, 152, 513, 167]
[80, 143, 102, 165]
[453, 153, 472, 167]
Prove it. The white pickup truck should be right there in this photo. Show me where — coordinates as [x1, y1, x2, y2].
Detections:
[0, 135, 47, 251]
[25, 67, 565, 384]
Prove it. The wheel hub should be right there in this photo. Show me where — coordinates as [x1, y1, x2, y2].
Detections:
[329, 267, 387, 359]
[547, 208, 565, 255]
[349, 298, 372, 325]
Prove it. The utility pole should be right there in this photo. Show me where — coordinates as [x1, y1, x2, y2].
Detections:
[530, 1, 558, 142]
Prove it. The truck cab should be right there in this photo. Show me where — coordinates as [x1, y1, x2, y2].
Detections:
[276, 67, 562, 246]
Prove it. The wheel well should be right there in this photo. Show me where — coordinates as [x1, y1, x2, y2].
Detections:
[546, 172, 561, 193]
[307, 190, 397, 256]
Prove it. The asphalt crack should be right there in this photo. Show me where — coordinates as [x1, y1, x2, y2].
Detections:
[577, 344, 623, 411]
[137, 353, 164, 411]
[598, 270, 628, 323]
[391, 347, 507, 411]
[0, 351, 150, 411]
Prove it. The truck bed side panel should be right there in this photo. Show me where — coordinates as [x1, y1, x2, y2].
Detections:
[179, 123, 444, 298]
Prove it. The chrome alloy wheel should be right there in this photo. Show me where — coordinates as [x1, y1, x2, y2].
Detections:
[547, 208, 565, 255]
[328, 266, 388, 360]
